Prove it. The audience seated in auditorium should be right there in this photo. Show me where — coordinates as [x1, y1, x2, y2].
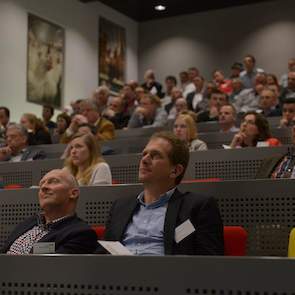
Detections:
[64, 133, 112, 185]
[101, 131, 223, 255]
[279, 99, 295, 128]
[212, 70, 233, 95]
[1, 169, 97, 254]
[128, 93, 167, 128]
[256, 125, 295, 179]
[179, 71, 190, 95]
[162, 75, 177, 107]
[229, 62, 243, 79]
[280, 71, 295, 102]
[266, 73, 279, 88]
[175, 98, 188, 117]
[183, 67, 199, 98]
[229, 78, 244, 104]
[51, 112, 71, 144]
[134, 86, 145, 103]
[257, 88, 282, 117]
[70, 99, 83, 117]
[0, 123, 46, 161]
[197, 90, 228, 123]
[142, 69, 164, 98]
[20, 113, 52, 145]
[0, 106, 10, 142]
[218, 104, 239, 133]
[165, 87, 183, 120]
[121, 84, 138, 116]
[103, 96, 130, 129]
[233, 73, 266, 114]
[92, 85, 111, 115]
[78, 99, 115, 141]
[239, 54, 264, 89]
[229, 111, 280, 148]
[174, 112, 207, 151]
[42, 105, 57, 130]
[186, 76, 207, 113]
[280, 58, 295, 88]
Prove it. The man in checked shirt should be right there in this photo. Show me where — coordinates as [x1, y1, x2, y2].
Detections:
[1, 169, 97, 254]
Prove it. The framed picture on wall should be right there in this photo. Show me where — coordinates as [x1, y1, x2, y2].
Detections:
[27, 13, 64, 108]
[99, 17, 126, 93]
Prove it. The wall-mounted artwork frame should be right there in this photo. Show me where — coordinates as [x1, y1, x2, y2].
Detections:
[27, 13, 64, 108]
[99, 17, 126, 93]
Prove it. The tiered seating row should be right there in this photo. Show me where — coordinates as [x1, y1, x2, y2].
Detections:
[1, 179, 294, 256]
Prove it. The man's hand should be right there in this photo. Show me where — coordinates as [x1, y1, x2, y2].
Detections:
[0, 146, 12, 160]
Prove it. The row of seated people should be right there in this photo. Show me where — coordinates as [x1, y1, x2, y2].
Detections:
[1, 55, 295, 141]
[0, 112, 294, 188]
[0, 132, 225, 255]
[1, 131, 295, 256]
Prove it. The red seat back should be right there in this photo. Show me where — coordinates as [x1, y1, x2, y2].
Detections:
[224, 226, 247, 256]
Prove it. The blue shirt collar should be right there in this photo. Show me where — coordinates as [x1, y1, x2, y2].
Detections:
[137, 187, 176, 209]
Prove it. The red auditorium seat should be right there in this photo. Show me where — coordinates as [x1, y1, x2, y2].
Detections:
[223, 226, 247, 256]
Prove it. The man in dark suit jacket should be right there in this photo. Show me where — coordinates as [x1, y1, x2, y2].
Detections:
[1, 169, 97, 254]
[103, 131, 224, 255]
[0, 123, 46, 162]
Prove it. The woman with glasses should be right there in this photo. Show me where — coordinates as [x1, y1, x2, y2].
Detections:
[229, 111, 280, 148]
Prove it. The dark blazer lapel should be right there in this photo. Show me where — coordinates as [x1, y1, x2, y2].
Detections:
[164, 189, 183, 255]
[108, 198, 139, 241]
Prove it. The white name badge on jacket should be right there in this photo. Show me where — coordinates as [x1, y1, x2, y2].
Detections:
[175, 219, 196, 243]
[33, 242, 55, 254]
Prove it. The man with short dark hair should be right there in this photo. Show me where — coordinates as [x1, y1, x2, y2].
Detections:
[258, 88, 282, 117]
[197, 90, 228, 122]
[219, 104, 239, 133]
[0, 124, 46, 162]
[103, 131, 224, 255]
[240, 54, 264, 89]
[279, 98, 295, 127]
[1, 169, 97, 254]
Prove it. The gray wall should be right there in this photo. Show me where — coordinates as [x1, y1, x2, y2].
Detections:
[0, 0, 138, 122]
[138, 0, 295, 85]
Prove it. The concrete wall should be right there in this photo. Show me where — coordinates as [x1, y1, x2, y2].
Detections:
[138, 0, 295, 85]
[0, 0, 138, 121]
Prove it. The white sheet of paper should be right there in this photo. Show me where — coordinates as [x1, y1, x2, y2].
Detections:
[33, 242, 55, 254]
[175, 219, 196, 243]
[257, 141, 269, 147]
[98, 240, 133, 255]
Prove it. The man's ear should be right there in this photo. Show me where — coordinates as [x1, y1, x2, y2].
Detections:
[69, 188, 79, 200]
[170, 164, 184, 179]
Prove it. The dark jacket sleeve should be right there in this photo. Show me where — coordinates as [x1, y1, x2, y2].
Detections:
[192, 196, 224, 255]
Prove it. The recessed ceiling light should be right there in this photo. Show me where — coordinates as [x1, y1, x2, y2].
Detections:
[154, 5, 166, 11]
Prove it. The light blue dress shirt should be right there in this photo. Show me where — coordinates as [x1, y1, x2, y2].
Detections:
[122, 187, 176, 255]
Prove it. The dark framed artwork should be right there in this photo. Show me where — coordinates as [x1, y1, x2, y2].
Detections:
[99, 17, 126, 93]
[27, 14, 64, 108]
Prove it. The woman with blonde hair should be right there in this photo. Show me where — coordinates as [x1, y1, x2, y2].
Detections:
[64, 133, 112, 185]
[20, 113, 51, 145]
[173, 112, 208, 151]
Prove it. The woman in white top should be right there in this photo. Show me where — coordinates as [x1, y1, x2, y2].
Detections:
[64, 133, 112, 185]
[173, 112, 208, 152]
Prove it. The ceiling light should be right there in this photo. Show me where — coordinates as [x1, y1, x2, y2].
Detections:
[154, 5, 166, 11]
